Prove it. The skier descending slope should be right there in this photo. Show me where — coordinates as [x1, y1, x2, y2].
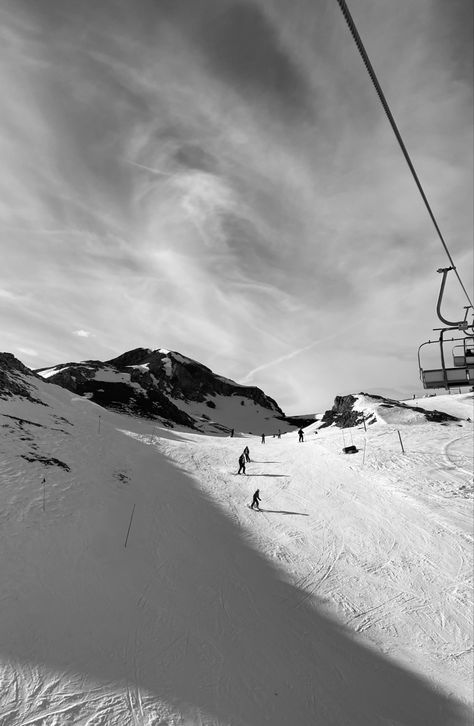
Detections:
[298, 428, 304, 442]
[237, 452, 246, 475]
[250, 489, 261, 510]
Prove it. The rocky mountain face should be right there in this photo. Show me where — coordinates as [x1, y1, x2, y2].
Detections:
[35, 347, 297, 433]
[0, 353, 46, 405]
[319, 392, 460, 428]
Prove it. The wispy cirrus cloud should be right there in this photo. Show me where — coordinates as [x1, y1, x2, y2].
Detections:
[0, 0, 471, 411]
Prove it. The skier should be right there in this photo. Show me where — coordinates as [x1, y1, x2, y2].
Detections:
[298, 428, 304, 443]
[230, 428, 234, 438]
[250, 489, 261, 510]
[237, 452, 246, 475]
[243, 445, 250, 463]
[261, 433, 265, 444]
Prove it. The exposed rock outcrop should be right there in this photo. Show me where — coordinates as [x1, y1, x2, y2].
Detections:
[35, 347, 294, 433]
[0, 353, 46, 404]
[319, 392, 459, 429]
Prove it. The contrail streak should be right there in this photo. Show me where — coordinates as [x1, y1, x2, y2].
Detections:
[239, 324, 356, 384]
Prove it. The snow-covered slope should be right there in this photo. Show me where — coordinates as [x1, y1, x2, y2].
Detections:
[403, 392, 474, 421]
[0, 361, 472, 724]
[319, 391, 469, 429]
[36, 347, 300, 435]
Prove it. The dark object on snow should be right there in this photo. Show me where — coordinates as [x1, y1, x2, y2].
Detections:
[261, 434, 265, 443]
[250, 489, 261, 509]
[230, 428, 234, 437]
[237, 453, 246, 474]
[298, 428, 304, 442]
[343, 445, 358, 454]
[243, 446, 250, 462]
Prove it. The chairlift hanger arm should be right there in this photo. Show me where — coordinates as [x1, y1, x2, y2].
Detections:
[436, 268, 471, 327]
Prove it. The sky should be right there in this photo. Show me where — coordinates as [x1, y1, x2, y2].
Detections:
[1, 0, 472, 413]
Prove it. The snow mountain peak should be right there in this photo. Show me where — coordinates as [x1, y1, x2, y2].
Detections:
[34, 347, 300, 434]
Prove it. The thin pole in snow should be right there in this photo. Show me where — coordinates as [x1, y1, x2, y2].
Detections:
[397, 430, 405, 454]
[98, 415, 101, 434]
[42, 476, 46, 511]
[362, 417, 367, 432]
[124, 503, 136, 548]
[149, 426, 157, 445]
[362, 439, 367, 467]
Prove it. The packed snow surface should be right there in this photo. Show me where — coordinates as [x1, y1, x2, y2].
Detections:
[0, 385, 472, 725]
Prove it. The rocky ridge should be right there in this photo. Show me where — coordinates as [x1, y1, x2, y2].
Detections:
[0, 353, 46, 405]
[35, 347, 298, 433]
[319, 392, 460, 428]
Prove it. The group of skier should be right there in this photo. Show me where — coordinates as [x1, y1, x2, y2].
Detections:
[260, 430, 282, 443]
[234, 428, 306, 512]
[236, 446, 261, 510]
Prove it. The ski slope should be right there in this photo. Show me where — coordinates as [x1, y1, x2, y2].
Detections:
[0, 383, 472, 725]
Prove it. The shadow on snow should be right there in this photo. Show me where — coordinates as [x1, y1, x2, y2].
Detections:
[0, 427, 469, 726]
[259, 509, 309, 516]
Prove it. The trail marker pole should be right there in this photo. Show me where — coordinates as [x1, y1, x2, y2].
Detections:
[397, 430, 405, 454]
[362, 417, 367, 432]
[124, 503, 136, 548]
[42, 476, 46, 512]
[149, 426, 157, 445]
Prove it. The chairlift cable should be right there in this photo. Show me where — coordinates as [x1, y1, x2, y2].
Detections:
[335, 0, 473, 310]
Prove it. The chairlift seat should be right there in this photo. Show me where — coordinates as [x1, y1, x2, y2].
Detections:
[422, 367, 470, 389]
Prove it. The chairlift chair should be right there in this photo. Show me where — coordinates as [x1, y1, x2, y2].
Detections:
[418, 268, 474, 390]
[418, 334, 474, 390]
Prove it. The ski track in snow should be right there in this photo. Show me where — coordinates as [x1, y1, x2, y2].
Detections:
[0, 389, 472, 725]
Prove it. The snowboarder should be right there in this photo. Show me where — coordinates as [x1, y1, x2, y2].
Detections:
[250, 489, 261, 510]
[237, 452, 246, 475]
[261, 433, 265, 444]
[243, 446, 250, 463]
[298, 428, 304, 443]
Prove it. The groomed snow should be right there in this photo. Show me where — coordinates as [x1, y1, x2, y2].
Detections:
[0, 385, 472, 725]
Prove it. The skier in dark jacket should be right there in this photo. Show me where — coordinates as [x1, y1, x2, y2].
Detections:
[243, 446, 250, 463]
[298, 428, 304, 443]
[250, 489, 261, 510]
[261, 433, 265, 444]
[237, 453, 246, 475]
